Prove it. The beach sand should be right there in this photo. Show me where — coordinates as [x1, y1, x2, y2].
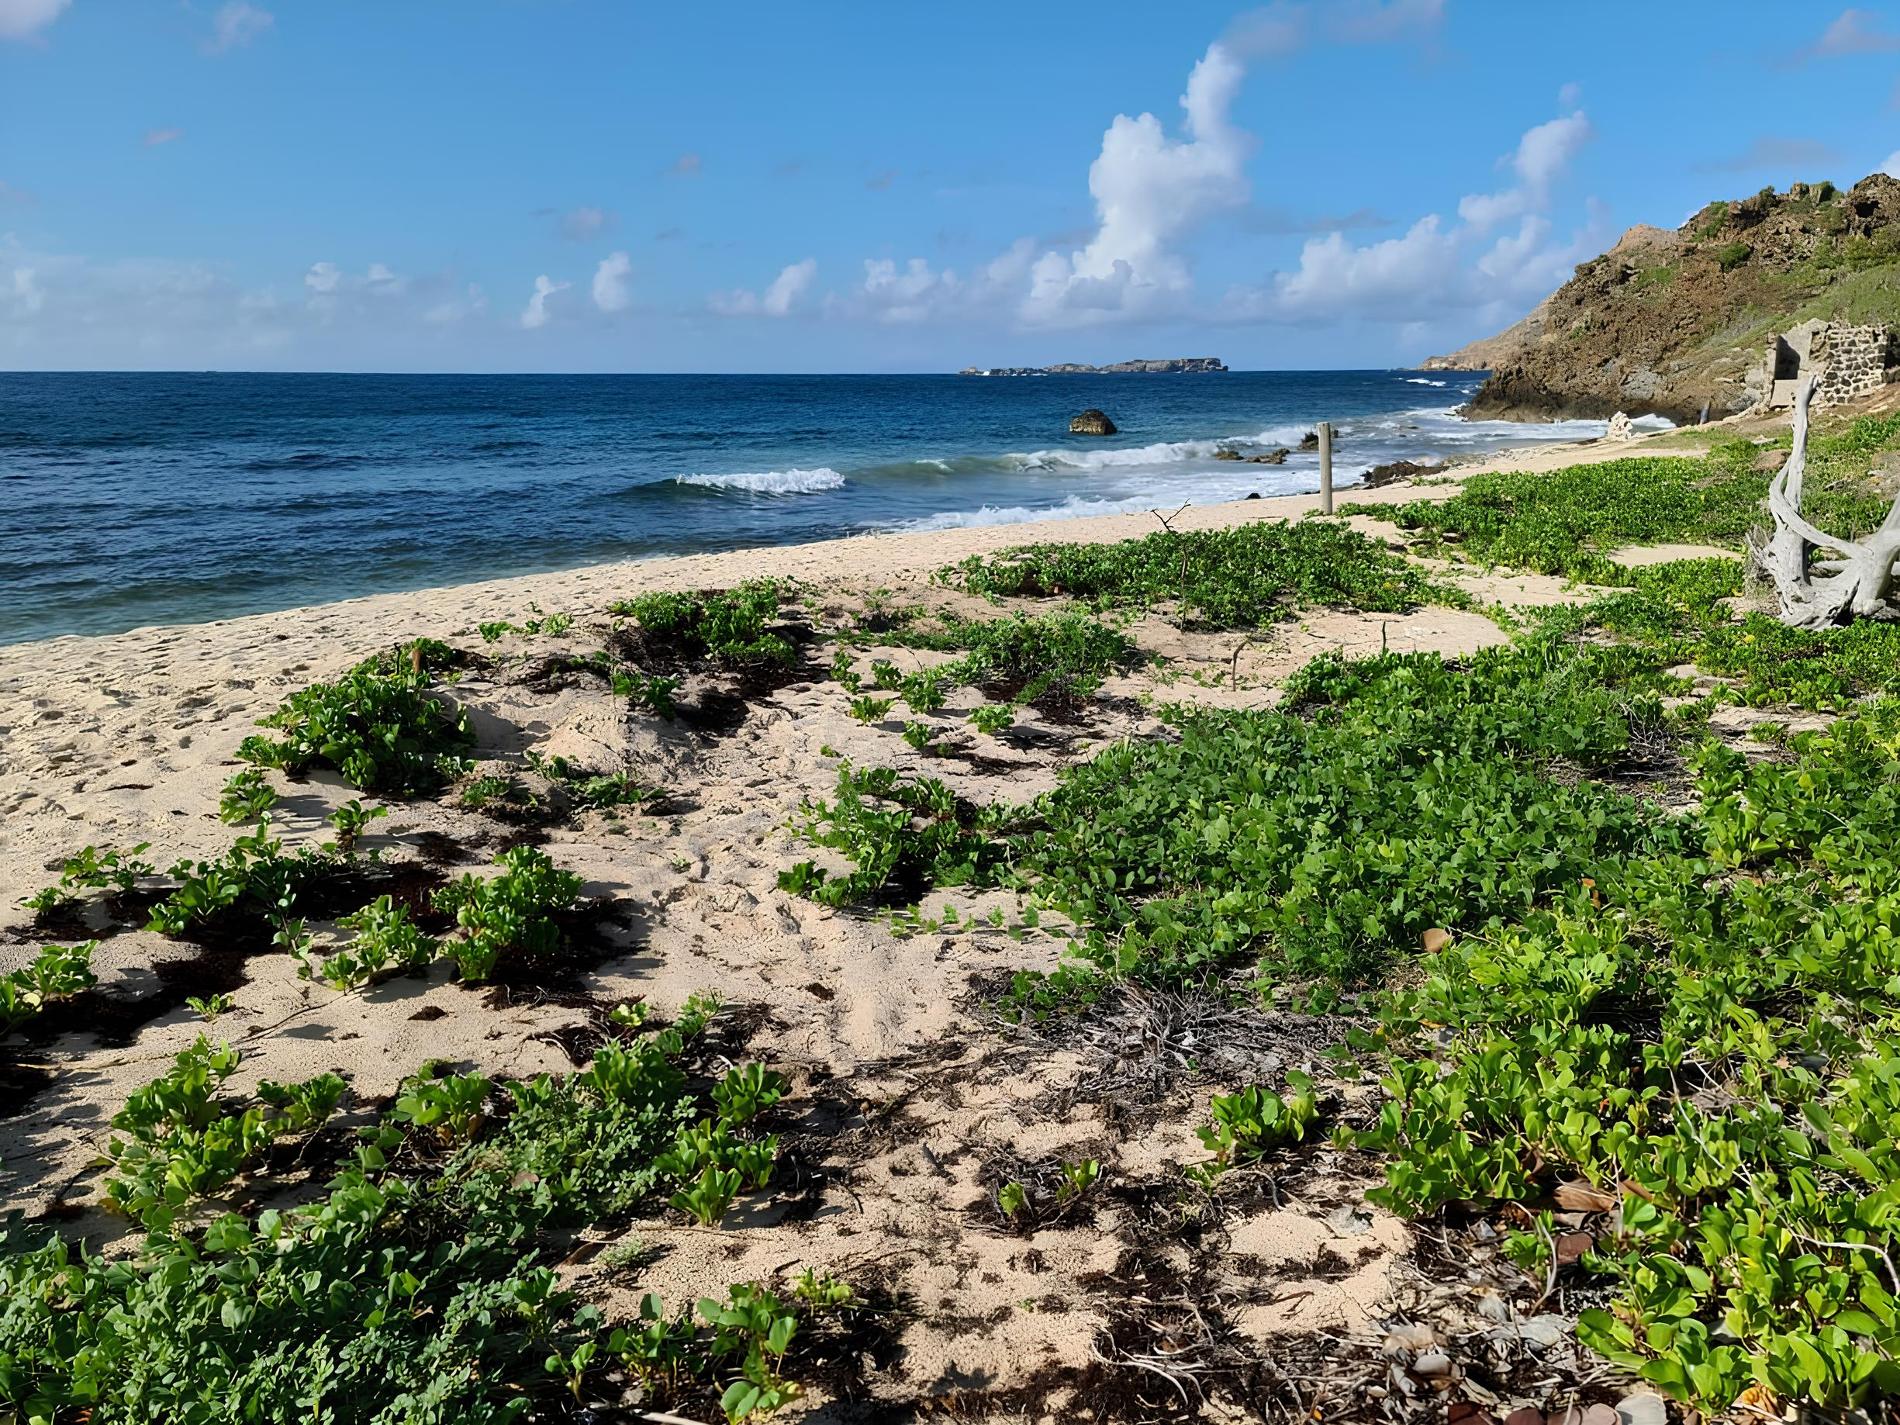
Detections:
[0, 432, 1666, 1415]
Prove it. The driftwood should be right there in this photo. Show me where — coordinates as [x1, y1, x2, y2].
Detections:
[1756, 376, 1900, 628]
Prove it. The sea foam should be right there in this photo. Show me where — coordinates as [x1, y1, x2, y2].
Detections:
[674, 467, 846, 494]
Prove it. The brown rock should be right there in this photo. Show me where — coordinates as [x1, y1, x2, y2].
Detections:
[1752, 446, 1789, 473]
[1069, 408, 1117, 436]
[1364, 458, 1449, 489]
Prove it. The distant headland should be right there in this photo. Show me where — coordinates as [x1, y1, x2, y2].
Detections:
[957, 356, 1228, 376]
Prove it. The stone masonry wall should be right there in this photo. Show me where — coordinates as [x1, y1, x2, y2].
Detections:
[1810, 323, 1898, 407]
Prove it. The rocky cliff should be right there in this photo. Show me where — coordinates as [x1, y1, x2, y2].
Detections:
[1427, 173, 1900, 422]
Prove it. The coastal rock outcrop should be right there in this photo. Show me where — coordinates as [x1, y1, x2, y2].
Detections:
[1214, 446, 1289, 464]
[1425, 172, 1900, 422]
[1361, 459, 1448, 489]
[1070, 409, 1117, 436]
[1604, 411, 1637, 442]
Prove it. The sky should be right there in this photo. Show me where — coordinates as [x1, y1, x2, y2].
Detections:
[3, 1, 1900, 373]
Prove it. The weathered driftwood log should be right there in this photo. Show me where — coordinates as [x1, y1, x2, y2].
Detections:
[1756, 376, 1900, 628]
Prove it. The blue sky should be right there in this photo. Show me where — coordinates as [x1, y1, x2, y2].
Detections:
[3, 0, 1899, 372]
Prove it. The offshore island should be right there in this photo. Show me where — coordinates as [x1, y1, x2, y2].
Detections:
[957, 355, 1228, 375]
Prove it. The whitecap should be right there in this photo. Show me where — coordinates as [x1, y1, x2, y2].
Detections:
[674, 466, 846, 494]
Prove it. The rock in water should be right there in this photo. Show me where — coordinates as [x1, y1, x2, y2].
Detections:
[1605, 411, 1637, 442]
[1070, 409, 1117, 436]
[1297, 429, 1320, 452]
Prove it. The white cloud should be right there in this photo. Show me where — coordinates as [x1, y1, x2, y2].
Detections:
[1806, 7, 1900, 58]
[1884, 150, 1900, 178]
[711, 258, 818, 317]
[143, 127, 185, 148]
[0, 0, 68, 41]
[9, 266, 43, 314]
[1261, 216, 1464, 320]
[1457, 110, 1592, 230]
[520, 274, 568, 329]
[761, 257, 816, 316]
[304, 261, 341, 296]
[1022, 41, 1252, 324]
[1234, 106, 1601, 328]
[204, 2, 272, 54]
[592, 251, 632, 312]
[559, 205, 612, 241]
[671, 152, 702, 177]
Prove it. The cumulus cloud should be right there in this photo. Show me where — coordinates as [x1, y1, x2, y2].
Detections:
[559, 205, 612, 241]
[204, 2, 272, 54]
[0, 0, 68, 41]
[520, 274, 568, 330]
[592, 251, 632, 313]
[1021, 41, 1251, 324]
[143, 127, 185, 148]
[1884, 150, 1900, 178]
[1804, 7, 1900, 59]
[1233, 105, 1601, 327]
[1457, 110, 1593, 230]
[711, 258, 818, 317]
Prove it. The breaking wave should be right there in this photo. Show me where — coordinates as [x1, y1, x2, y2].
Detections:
[673, 466, 846, 494]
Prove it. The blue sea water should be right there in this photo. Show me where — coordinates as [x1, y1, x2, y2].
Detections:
[0, 370, 1633, 645]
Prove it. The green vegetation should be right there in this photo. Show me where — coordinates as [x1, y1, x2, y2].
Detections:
[327, 797, 387, 853]
[0, 999, 829, 1423]
[779, 764, 1024, 909]
[941, 518, 1441, 628]
[20, 842, 153, 917]
[103, 1036, 346, 1231]
[0, 941, 96, 1034]
[238, 662, 474, 795]
[479, 610, 573, 642]
[1353, 417, 1898, 579]
[1715, 240, 1753, 272]
[146, 825, 340, 938]
[611, 580, 793, 665]
[304, 894, 438, 989]
[434, 845, 584, 982]
[217, 768, 278, 825]
[1351, 704, 1900, 1410]
[1194, 1076, 1319, 1180]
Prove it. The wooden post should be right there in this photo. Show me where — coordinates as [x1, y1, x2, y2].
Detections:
[1317, 421, 1334, 515]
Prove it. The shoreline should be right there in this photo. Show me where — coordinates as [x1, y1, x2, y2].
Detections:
[0, 434, 1654, 674]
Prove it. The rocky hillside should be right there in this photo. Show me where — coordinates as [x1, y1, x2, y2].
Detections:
[1427, 173, 1900, 422]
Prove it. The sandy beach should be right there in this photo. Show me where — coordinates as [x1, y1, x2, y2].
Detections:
[0, 432, 1678, 1415]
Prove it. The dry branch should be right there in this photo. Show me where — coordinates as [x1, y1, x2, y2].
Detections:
[1759, 376, 1900, 628]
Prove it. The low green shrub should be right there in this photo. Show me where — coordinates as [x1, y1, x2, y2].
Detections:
[0, 1000, 816, 1423]
[940, 518, 1441, 628]
[611, 581, 792, 665]
[239, 664, 473, 795]
[434, 846, 584, 982]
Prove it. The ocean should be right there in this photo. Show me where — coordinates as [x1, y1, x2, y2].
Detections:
[0, 370, 1645, 645]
